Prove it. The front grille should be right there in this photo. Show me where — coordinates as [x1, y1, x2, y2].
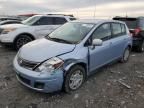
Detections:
[17, 57, 38, 70]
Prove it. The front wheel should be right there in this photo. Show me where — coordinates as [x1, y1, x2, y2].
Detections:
[64, 65, 86, 93]
[120, 47, 130, 63]
[14, 35, 33, 50]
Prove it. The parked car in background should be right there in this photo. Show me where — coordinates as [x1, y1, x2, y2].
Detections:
[0, 20, 21, 25]
[0, 14, 77, 50]
[113, 16, 144, 52]
[13, 19, 132, 93]
[0, 17, 21, 22]
[17, 14, 39, 21]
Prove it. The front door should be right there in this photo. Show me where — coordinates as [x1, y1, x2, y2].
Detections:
[89, 23, 112, 72]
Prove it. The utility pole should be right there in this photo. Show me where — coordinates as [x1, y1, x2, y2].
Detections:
[93, 5, 96, 19]
[93, 0, 97, 19]
[126, 11, 128, 18]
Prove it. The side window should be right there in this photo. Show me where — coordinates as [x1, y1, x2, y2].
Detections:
[9, 22, 13, 24]
[1, 23, 5, 25]
[112, 23, 127, 37]
[70, 18, 77, 21]
[92, 23, 111, 41]
[7, 22, 13, 24]
[121, 24, 126, 35]
[36, 17, 53, 25]
[54, 17, 67, 25]
[112, 23, 122, 37]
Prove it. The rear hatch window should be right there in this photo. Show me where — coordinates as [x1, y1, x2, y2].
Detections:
[113, 17, 138, 29]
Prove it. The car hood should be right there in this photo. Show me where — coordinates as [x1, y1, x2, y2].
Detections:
[0, 24, 28, 29]
[19, 38, 76, 62]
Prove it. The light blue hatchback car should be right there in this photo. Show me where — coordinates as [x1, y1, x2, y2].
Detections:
[13, 19, 132, 93]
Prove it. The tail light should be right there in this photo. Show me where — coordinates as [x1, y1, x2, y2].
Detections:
[133, 28, 141, 36]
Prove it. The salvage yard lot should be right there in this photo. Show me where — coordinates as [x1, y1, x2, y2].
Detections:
[0, 45, 144, 108]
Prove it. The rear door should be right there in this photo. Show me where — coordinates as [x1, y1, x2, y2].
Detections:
[109, 22, 128, 59]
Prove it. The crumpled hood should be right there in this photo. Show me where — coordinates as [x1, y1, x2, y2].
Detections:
[19, 38, 76, 62]
[0, 24, 28, 29]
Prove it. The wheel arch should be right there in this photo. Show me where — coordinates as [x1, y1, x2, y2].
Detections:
[14, 33, 35, 43]
[63, 59, 88, 77]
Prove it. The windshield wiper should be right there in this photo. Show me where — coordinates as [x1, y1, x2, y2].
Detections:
[46, 37, 73, 44]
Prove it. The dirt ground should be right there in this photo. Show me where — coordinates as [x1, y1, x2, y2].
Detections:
[0, 45, 144, 108]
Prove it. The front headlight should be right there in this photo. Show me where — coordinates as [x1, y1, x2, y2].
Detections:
[36, 57, 64, 73]
[1, 28, 17, 34]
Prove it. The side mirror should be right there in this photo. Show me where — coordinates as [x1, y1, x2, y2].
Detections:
[92, 39, 103, 46]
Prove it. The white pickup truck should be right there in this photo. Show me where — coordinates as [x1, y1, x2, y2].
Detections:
[0, 15, 76, 50]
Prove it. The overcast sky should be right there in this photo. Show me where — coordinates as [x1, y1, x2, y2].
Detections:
[0, 0, 144, 18]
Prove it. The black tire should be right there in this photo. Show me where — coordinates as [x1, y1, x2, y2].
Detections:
[120, 47, 130, 63]
[14, 35, 33, 50]
[137, 41, 144, 52]
[64, 65, 86, 93]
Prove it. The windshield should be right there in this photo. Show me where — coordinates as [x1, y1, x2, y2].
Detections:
[47, 22, 94, 44]
[22, 16, 41, 26]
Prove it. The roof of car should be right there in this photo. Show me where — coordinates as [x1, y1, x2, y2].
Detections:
[0, 20, 20, 24]
[113, 16, 144, 19]
[33, 14, 75, 18]
[72, 19, 125, 24]
[0, 17, 20, 19]
[0, 20, 20, 22]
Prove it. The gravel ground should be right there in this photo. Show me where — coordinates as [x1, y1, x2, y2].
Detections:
[0, 45, 144, 108]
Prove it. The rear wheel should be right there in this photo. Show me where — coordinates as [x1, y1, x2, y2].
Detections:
[14, 35, 33, 50]
[64, 65, 86, 93]
[120, 47, 130, 63]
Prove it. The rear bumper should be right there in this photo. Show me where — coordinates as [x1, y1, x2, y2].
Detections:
[132, 37, 143, 47]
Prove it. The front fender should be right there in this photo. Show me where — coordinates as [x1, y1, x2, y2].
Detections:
[62, 59, 87, 76]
